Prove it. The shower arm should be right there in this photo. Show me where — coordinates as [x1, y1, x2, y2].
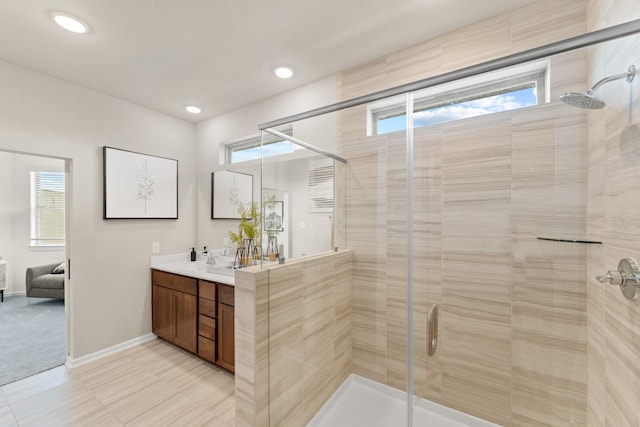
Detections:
[588, 65, 636, 94]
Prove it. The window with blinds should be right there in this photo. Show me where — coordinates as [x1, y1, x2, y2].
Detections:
[30, 171, 65, 246]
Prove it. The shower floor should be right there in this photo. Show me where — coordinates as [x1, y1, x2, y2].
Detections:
[307, 375, 501, 427]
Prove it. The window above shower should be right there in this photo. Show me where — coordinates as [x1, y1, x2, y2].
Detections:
[225, 126, 294, 164]
[368, 60, 550, 135]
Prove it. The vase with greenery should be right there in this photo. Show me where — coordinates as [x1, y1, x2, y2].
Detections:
[228, 202, 260, 267]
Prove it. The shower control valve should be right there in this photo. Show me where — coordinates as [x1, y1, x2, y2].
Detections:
[596, 270, 623, 286]
[596, 257, 640, 300]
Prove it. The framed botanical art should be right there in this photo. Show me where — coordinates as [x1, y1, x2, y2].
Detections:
[264, 201, 284, 232]
[103, 146, 178, 219]
[211, 170, 253, 219]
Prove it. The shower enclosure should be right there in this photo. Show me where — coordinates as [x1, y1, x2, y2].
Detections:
[234, 13, 640, 427]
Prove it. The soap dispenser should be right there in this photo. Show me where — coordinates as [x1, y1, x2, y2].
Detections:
[190, 247, 196, 262]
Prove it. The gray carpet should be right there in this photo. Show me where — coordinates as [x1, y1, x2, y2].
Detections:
[0, 296, 66, 386]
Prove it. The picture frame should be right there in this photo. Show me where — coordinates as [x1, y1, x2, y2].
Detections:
[211, 170, 253, 219]
[103, 146, 178, 219]
[264, 201, 284, 232]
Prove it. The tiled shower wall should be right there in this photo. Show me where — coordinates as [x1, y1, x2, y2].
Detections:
[586, 1, 640, 426]
[234, 250, 352, 427]
[340, 1, 592, 425]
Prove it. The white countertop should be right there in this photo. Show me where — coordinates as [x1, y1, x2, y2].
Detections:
[150, 253, 235, 286]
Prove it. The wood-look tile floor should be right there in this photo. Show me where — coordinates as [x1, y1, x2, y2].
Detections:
[0, 339, 235, 426]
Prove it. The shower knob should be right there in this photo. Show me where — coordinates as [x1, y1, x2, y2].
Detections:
[596, 270, 623, 286]
[596, 257, 640, 300]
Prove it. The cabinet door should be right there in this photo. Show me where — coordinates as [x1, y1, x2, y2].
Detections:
[217, 303, 235, 372]
[152, 285, 174, 342]
[174, 291, 198, 353]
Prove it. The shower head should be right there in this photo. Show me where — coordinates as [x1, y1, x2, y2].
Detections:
[560, 64, 635, 109]
[560, 91, 606, 109]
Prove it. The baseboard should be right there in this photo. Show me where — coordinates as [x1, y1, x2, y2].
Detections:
[4, 290, 26, 297]
[65, 333, 157, 369]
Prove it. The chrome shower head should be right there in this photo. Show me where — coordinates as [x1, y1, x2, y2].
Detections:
[560, 64, 635, 109]
[560, 91, 606, 109]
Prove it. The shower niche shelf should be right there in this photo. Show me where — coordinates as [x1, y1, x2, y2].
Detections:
[536, 237, 602, 244]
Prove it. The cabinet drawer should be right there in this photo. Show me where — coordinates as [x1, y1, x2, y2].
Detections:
[198, 336, 215, 363]
[199, 280, 216, 301]
[199, 314, 216, 340]
[152, 270, 197, 296]
[199, 297, 216, 318]
[218, 284, 234, 306]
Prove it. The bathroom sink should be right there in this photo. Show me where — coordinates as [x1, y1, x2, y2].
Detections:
[205, 255, 236, 276]
[206, 263, 234, 276]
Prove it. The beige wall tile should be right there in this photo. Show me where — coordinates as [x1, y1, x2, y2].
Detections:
[511, 237, 587, 426]
[441, 236, 512, 426]
[440, 14, 511, 73]
[387, 37, 443, 88]
[604, 332, 640, 427]
[234, 269, 270, 427]
[586, 162, 605, 241]
[587, 4, 640, 424]
[512, 0, 586, 52]
[550, 50, 590, 102]
[236, 252, 354, 427]
[512, 104, 588, 174]
[339, 1, 593, 426]
[587, 245, 606, 427]
[442, 114, 512, 239]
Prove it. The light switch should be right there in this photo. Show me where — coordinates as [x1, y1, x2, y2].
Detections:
[152, 242, 160, 253]
[300, 221, 306, 229]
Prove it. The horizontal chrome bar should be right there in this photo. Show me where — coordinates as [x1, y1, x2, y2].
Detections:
[258, 19, 640, 130]
[263, 127, 347, 164]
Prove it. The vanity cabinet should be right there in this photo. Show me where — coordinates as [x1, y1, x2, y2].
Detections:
[151, 269, 235, 372]
[216, 284, 235, 372]
[151, 270, 197, 353]
[198, 280, 217, 363]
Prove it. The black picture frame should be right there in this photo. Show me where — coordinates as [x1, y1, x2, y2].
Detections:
[103, 146, 178, 219]
[211, 170, 254, 219]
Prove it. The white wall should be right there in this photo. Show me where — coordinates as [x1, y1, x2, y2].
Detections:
[0, 153, 12, 289]
[0, 152, 65, 294]
[0, 59, 196, 358]
[196, 75, 338, 251]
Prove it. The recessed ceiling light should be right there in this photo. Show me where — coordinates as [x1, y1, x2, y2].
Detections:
[274, 67, 294, 79]
[51, 12, 89, 34]
[185, 105, 202, 114]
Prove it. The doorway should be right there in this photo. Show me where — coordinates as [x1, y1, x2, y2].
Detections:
[0, 150, 69, 386]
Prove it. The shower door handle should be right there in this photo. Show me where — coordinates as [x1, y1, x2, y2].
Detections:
[427, 304, 438, 357]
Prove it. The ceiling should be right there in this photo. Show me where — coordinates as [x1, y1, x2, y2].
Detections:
[0, 0, 537, 123]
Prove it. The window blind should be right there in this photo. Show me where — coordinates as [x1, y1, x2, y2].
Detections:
[30, 171, 65, 245]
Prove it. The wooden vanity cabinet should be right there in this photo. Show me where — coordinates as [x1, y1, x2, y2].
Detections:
[216, 283, 235, 372]
[151, 269, 234, 372]
[198, 280, 217, 363]
[151, 270, 197, 353]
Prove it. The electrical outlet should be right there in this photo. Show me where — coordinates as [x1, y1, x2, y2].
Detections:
[151, 242, 160, 253]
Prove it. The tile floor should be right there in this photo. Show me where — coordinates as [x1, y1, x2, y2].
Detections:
[0, 339, 235, 426]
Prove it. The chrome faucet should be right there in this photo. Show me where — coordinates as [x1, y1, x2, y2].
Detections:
[206, 252, 216, 265]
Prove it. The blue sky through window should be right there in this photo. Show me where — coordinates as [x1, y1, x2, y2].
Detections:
[377, 87, 537, 134]
[231, 141, 295, 163]
[36, 172, 65, 192]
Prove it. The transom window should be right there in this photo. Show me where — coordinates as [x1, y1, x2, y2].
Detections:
[226, 127, 294, 164]
[30, 171, 65, 246]
[369, 61, 549, 135]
